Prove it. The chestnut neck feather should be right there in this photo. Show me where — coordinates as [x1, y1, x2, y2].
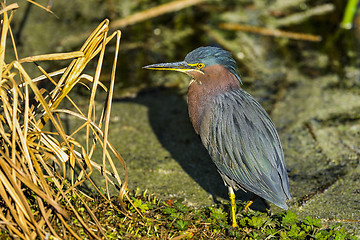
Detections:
[187, 64, 241, 134]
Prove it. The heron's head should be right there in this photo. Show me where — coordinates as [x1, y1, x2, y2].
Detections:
[143, 46, 242, 84]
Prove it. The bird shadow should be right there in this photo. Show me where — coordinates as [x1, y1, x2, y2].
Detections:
[115, 87, 266, 211]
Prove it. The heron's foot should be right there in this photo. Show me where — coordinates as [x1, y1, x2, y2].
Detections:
[243, 199, 254, 211]
[243, 195, 259, 211]
[228, 187, 238, 228]
[232, 218, 239, 228]
[232, 222, 239, 228]
[230, 200, 238, 228]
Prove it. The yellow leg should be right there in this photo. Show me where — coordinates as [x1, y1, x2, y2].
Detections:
[244, 195, 258, 211]
[243, 199, 254, 210]
[228, 187, 238, 228]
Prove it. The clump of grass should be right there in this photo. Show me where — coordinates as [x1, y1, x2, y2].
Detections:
[0, 2, 127, 239]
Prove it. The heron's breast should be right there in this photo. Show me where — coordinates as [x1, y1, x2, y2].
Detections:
[187, 81, 212, 135]
[187, 66, 240, 135]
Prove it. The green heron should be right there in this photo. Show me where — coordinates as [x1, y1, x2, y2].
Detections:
[143, 46, 291, 227]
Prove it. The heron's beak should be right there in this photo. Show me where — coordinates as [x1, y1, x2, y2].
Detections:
[143, 61, 201, 74]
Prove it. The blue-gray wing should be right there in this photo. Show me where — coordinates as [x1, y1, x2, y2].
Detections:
[199, 88, 291, 209]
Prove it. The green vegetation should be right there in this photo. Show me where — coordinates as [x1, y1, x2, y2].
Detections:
[107, 193, 358, 239]
[6, 189, 353, 239]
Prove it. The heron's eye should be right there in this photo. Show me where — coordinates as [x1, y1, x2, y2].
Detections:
[196, 63, 204, 69]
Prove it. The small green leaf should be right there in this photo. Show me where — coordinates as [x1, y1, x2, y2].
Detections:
[132, 198, 149, 213]
[288, 224, 306, 239]
[304, 216, 322, 228]
[210, 207, 227, 221]
[247, 216, 266, 229]
[174, 220, 188, 230]
[282, 211, 298, 226]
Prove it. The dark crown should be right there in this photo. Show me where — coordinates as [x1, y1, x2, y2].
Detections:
[185, 46, 242, 84]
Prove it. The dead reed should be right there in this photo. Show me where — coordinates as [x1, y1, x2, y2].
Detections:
[0, 3, 128, 239]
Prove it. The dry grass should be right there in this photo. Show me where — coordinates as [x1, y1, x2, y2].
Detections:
[0, 3, 128, 239]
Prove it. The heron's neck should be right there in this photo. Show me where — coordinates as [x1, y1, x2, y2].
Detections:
[187, 65, 241, 134]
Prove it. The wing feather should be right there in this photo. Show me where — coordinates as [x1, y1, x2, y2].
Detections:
[199, 88, 291, 209]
